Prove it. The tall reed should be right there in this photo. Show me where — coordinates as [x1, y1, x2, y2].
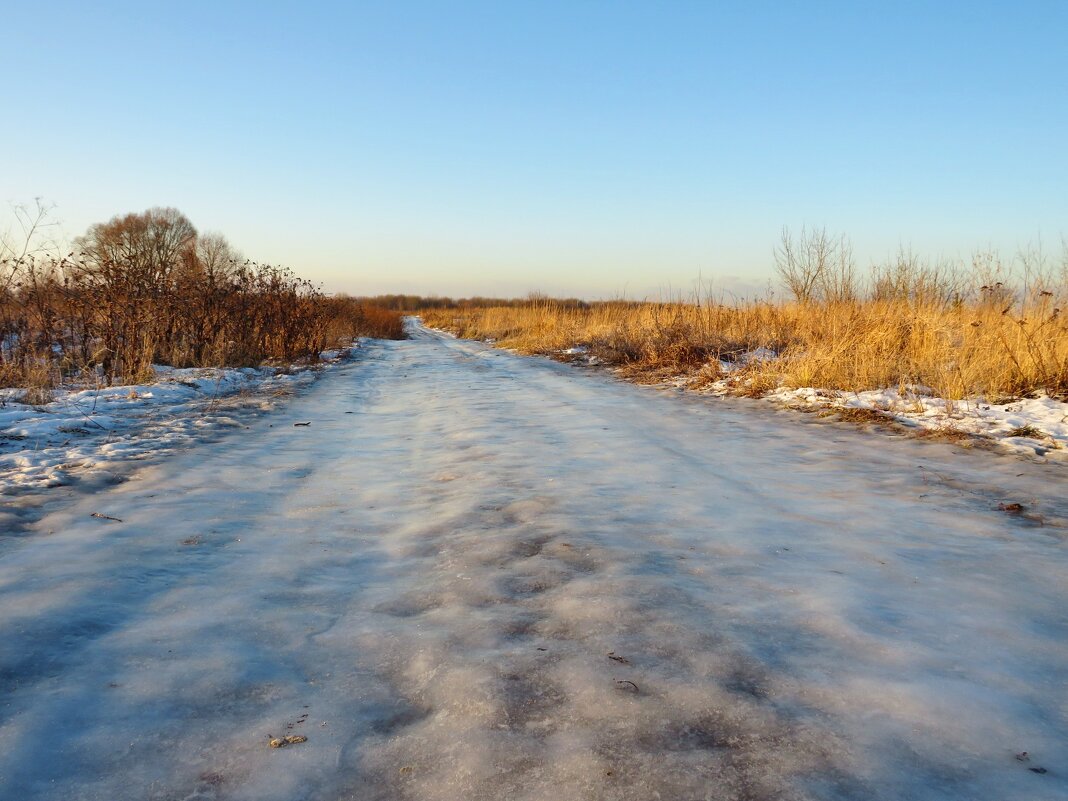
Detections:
[422, 246, 1068, 401]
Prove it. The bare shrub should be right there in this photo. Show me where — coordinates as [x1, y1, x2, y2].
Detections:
[774, 226, 857, 303]
[1, 206, 406, 393]
[320, 295, 406, 342]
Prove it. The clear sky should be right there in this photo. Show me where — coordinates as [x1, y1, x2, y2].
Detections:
[3, 1, 1066, 298]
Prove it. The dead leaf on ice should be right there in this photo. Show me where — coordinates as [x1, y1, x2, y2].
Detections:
[268, 734, 308, 748]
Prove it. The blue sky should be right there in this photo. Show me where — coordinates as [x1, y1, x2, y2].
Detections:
[3, 1, 1066, 298]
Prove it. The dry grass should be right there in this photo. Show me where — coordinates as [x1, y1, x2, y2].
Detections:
[320, 296, 406, 344]
[0, 205, 406, 390]
[819, 407, 897, 426]
[355, 304, 407, 340]
[1006, 424, 1049, 439]
[912, 426, 980, 444]
[0, 257, 404, 390]
[422, 247, 1068, 402]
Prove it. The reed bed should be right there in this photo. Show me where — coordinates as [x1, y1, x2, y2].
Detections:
[423, 249, 1068, 402]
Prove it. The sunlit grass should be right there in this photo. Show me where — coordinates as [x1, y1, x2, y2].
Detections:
[423, 248, 1068, 401]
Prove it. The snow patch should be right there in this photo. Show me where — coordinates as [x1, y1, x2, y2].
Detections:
[764, 385, 1068, 456]
[0, 346, 360, 491]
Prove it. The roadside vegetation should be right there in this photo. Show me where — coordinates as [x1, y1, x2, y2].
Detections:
[1, 204, 404, 399]
[422, 228, 1068, 403]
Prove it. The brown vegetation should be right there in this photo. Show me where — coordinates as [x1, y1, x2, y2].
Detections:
[1, 204, 404, 391]
[422, 233, 1068, 402]
[357, 293, 590, 312]
[321, 296, 406, 341]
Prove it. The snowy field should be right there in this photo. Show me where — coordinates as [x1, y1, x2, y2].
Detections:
[0, 322, 1066, 800]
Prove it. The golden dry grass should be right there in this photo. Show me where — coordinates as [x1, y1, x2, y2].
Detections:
[422, 285, 1068, 401]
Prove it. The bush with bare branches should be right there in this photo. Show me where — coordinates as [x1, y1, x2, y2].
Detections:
[1, 206, 404, 391]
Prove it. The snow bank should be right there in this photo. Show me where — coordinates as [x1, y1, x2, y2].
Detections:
[640, 346, 1067, 458]
[0, 348, 358, 491]
[764, 386, 1068, 457]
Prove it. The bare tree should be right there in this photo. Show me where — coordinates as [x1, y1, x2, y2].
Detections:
[774, 226, 855, 303]
[76, 207, 197, 283]
[193, 231, 241, 282]
[821, 234, 857, 303]
[774, 226, 826, 303]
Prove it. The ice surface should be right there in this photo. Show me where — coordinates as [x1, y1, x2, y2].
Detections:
[0, 323, 1066, 800]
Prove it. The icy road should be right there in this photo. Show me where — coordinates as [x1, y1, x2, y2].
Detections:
[1, 323, 1066, 801]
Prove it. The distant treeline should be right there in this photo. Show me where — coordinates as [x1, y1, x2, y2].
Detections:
[356, 294, 593, 312]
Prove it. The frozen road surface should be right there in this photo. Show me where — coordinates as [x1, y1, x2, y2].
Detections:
[2, 323, 1066, 801]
